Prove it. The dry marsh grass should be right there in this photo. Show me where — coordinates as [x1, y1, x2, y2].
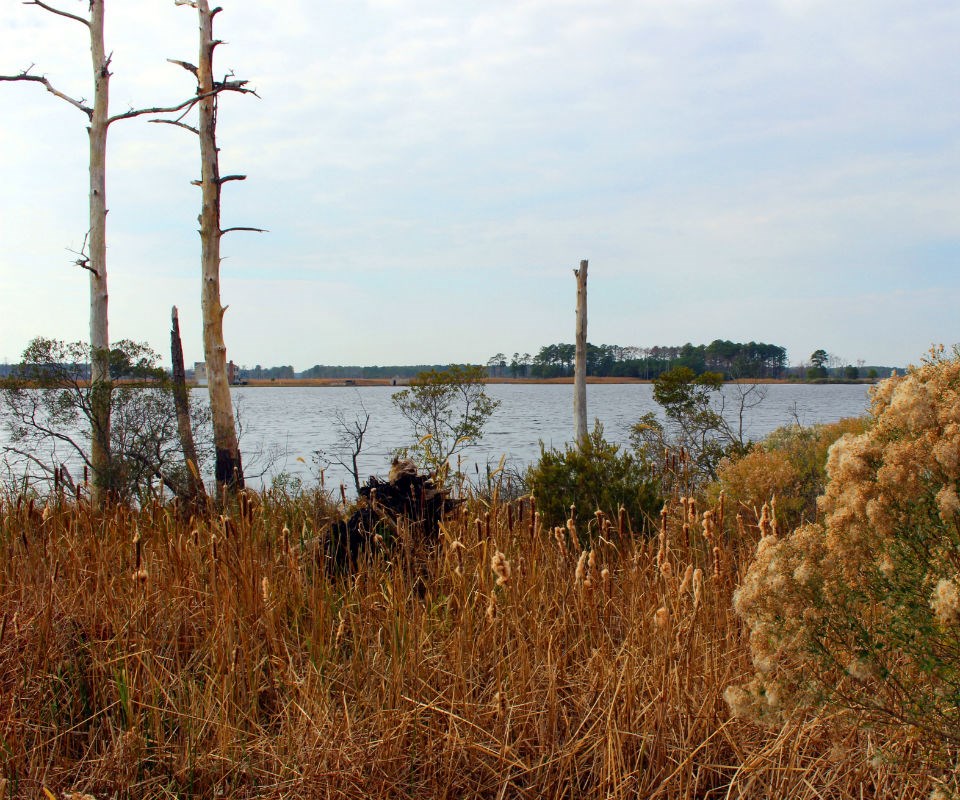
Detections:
[0, 491, 939, 799]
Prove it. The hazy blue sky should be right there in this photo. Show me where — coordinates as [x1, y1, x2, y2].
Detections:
[1, 0, 957, 369]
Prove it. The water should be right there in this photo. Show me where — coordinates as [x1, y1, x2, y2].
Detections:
[234, 383, 871, 489]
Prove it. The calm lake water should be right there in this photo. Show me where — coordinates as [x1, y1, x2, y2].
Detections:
[233, 383, 871, 490]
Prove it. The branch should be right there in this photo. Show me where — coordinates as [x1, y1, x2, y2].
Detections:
[24, 0, 89, 27]
[219, 226, 267, 236]
[150, 118, 199, 135]
[166, 58, 198, 78]
[218, 174, 246, 183]
[0, 69, 92, 116]
[107, 92, 211, 125]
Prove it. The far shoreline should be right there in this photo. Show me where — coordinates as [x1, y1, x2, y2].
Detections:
[221, 376, 878, 388]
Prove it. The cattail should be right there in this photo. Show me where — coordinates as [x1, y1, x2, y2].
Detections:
[475, 517, 483, 542]
[261, 576, 271, 605]
[660, 560, 673, 579]
[449, 539, 465, 578]
[335, 612, 346, 648]
[692, 568, 704, 606]
[484, 512, 491, 541]
[654, 606, 670, 630]
[132, 567, 149, 583]
[486, 593, 497, 623]
[702, 510, 716, 546]
[491, 549, 511, 586]
[554, 526, 568, 556]
[282, 525, 290, 555]
[618, 505, 627, 539]
[713, 546, 722, 579]
[493, 689, 507, 719]
[567, 509, 581, 551]
[575, 551, 588, 584]
[679, 564, 694, 596]
[507, 503, 514, 533]
[758, 503, 772, 538]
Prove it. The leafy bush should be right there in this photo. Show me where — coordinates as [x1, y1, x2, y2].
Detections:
[1, 337, 211, 501]
[631, 366, 762, 489]
[391, 365, 500, 475]
[528, 422, 660, 540]
[728, 346, 960, 757]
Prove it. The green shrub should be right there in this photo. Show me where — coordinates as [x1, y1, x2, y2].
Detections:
[528, 422, 661, 542]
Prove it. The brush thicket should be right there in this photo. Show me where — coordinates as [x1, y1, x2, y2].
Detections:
[0, 487, 937, 798]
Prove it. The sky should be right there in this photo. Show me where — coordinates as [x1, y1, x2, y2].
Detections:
[0, 0, 957, 370]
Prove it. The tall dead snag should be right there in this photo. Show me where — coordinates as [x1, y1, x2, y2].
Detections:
[573, 259, 589, 446]
[171, 306, 206, 503]
[170, 0, 261, 495]
[2, 1, 214, 505]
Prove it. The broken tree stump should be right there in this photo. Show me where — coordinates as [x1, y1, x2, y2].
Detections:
[327, 458, 461, 574]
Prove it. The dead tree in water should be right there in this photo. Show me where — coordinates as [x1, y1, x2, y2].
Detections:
[573, 259, 589, 446]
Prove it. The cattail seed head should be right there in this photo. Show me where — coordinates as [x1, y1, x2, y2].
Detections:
[491, 549, 511, 586]
[261, 576, 271, 605]
[575, 551, 588, 584]
[654, 606, 670, 629]
[679, 564, 694, 595]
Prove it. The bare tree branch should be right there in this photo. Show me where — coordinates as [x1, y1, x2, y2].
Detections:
[218, 174, 246, 183]
[0, 70, 91, 116]
[219, 226, 267, 236]
[24, 0, 90, 28]
[150, 118, 200, 135]
[107, 93, 208, 124]
[167, 57, 198, 77]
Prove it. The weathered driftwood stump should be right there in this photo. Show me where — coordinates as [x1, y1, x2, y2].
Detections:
[327, 459, 461, 573]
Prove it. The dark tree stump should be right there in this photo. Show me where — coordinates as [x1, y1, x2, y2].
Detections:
[327, 459, 461, 574]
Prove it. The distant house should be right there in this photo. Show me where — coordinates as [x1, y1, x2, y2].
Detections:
[193, 360, 238, 386]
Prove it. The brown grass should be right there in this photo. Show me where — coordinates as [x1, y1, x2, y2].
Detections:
[0, 492, 936, 798]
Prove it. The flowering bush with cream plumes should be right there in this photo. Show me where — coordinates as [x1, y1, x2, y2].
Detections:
[730, 346, 960, 747]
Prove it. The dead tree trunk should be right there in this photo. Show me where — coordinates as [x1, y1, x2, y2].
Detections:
[573, 259, 589, 446]
[171, 306, 207, 502]
[192, 0, 260, 495]
[86, 0, 112, 505]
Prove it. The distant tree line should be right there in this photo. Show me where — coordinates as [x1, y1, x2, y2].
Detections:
[299, 364, 452, 380]
[488, 340, 790, 380]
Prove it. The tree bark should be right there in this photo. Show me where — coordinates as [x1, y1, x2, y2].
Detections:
[171, 306, 207, 502]
[87, 0, 112, 505]
[573, 259, 588, 446]
[196, 0, 243, 493]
